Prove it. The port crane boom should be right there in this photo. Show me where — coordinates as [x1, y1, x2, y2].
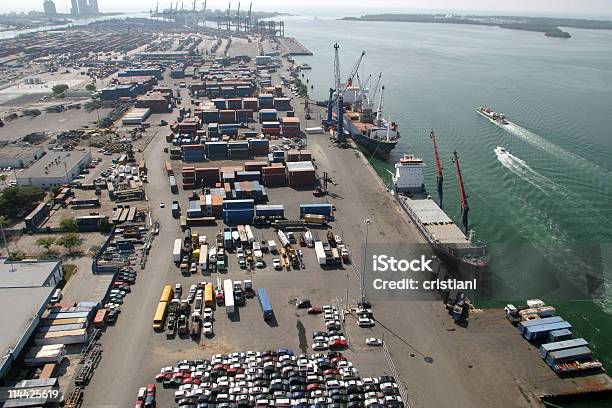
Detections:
[430, 130, 444, 208]
[452, 150, 469, 233]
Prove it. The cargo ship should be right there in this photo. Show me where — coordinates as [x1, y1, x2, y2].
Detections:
[343, 85, 399, 159]
[477, 106, 508, 125]
[391, 154, 489, 270]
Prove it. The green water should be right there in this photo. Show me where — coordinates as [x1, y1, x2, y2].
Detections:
[283, 16, 612, 403]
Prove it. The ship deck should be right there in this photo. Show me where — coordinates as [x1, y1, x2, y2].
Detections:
[401, 195, 471, 244]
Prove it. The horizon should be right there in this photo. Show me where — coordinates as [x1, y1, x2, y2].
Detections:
[1, 1, 612, 20]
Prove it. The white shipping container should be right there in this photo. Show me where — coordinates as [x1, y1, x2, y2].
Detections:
[199, 244, 209, 271]
[173, 238, 182, 262]
[315, 241, 326, 265]
[224, 279, 235, 315]
[245, 225, 255, 243]
[268, 240, 277, 253]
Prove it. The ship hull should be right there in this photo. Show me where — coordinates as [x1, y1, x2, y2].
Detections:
[477, 109, 508, 126]
[345, 119, 397, 159]
[392, 191, 489, 271]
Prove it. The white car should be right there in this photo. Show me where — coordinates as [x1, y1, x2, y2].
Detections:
[272, 258, 281, 270]
[159, 202, 165, 208]
[204, 307, 213, 322]
[203, 321, 213, 336]
[366, 338, 384, 347]
[358, 317, 375, 328]
[312, 342, 328, 351]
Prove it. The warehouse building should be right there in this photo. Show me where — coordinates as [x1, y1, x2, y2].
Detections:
[0, 259, 64, 381]
[0, 146, 46, 168]
[16, 150, 92, 189]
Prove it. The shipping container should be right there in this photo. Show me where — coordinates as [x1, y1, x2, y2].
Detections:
[539, 338, 588, 359]
[299, 204, 333, 218]
[545, 346, 592, 365]
[518, 316, 564, 334]
[549, 328, 573, 342]
[523, 321, 572, 341]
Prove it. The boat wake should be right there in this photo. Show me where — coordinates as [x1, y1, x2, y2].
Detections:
[503, 122, 612, 186]
[494, 147, 557, 194]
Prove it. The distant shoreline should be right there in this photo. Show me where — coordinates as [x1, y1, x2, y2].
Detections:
[341, 14, 612, 38]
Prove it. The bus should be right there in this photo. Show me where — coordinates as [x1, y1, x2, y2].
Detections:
[153, 301, 168, 331]
[160, 285, 174, 303]
[257, 288, 274, 321]
[204, 283, 214, 307]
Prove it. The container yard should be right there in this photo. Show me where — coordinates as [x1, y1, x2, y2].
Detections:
[1, 14, 611, 408]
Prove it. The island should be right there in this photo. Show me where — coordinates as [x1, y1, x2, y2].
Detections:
[341, 14, 612, 38]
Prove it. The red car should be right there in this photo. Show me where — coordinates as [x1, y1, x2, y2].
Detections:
[306, 383, 319, 391]
[134, 401, 144, 408]
[307, 307, 323, 315]
[146, 384, 156, 397]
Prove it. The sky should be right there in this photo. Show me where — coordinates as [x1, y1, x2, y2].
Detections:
[2, 0, 612, 19]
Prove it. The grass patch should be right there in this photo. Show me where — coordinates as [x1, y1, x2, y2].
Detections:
[58, 264, 77, 289]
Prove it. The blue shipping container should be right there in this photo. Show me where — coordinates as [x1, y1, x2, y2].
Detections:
[223, 199, 255, 210]
[518, 316, 564, 334]
[545, 346, 592, 365]
[539, 338, 588, 359]
[524, 321, 572, 341]
[223, 209, 254, 224]
[299, 204, 333, 217]
[549, 328, 573, 342]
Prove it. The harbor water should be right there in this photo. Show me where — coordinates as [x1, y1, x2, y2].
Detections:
[284, 16, 612, 378]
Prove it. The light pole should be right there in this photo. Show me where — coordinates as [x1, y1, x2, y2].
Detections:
[361, 218, 372, 306]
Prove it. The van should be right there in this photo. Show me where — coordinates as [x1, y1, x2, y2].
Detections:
[50, 289, 62, 304]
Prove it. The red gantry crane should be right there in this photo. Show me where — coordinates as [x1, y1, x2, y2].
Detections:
[430, 130, 444, 208]
[452, 150, 469, 233]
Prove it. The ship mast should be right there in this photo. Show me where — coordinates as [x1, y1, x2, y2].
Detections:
[452, 150, 469, 233]
[375, 85, 384, 127]
[430, 130, 444, 208]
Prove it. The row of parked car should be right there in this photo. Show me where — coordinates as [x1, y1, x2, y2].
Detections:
[144, 348, 404, 407]
[104, 267, 137, 324]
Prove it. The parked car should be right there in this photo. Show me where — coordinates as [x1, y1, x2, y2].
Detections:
[296, 299, 311, 309]
[366, 338, 384, 347]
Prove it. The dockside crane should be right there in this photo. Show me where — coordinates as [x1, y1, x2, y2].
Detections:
[236, 2, 241, 30]
[452, 150, 469, 233]
[430, 130, 444, 208]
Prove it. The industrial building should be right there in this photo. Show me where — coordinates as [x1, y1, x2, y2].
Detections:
[16, 150, 92, 189]
[0, 259, 64, 381]
[0, 146, 46, 168]
[71, 0, 99, 16]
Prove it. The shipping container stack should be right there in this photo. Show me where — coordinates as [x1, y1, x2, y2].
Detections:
[222, 171, 236, 184]
[227, 98, 243, 110]
[212, 98, 227, 109]
[281, 116, 301, 138]
[274, 97, 292, 111]
[259, 109, 278, 123]
[182, 144, 205, 163]
[285, 149, 301, 162]
[261, 163, 288, 187]
[187, 199, 202, 218]
[169, 147, 181, 160]
[248, 139, 270, 156]
[242, 97, 258, 110]
[207, 123, 219, 138]
[286, 161, 317, 187]
[194, 167, 220, 187]
[182, 166, 196, 190]
[205, 141, 228, 160]
[262, 121, 281, 136]
[219, 109, 237, 124]
[201, 109, 220, 124]
[228, 141, 250, 160]
[245, 161, 268, 172]
[234, 180, 267, 202]
[223, 199, 255, 225]
[258, 94, 274, 109]
[218, 123, 239, 137]
[299, 150, 312, 161]
[236, 109, 253, 123]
